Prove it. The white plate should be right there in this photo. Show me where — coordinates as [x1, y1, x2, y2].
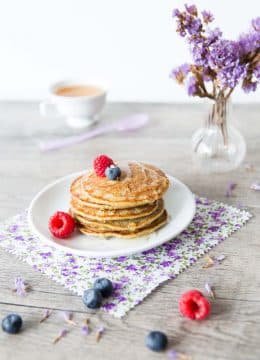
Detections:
[28, 171, 196, 258]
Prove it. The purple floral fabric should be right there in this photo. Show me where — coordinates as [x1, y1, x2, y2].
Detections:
[0, 197, 251, 317]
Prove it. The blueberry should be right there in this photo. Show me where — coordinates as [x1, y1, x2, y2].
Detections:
[145, 331, 168, 352]
[105, 166, 121, 180]
[82, 289, 103, 309]
[2, 314, 23, 334]
[94, 278, 113, 298]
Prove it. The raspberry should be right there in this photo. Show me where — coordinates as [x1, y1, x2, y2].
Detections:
[93, 155, 114, 177]
[179, 290, 211, 320]
[48, 211, 75, 239]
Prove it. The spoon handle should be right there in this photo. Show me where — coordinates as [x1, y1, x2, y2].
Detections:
[39, 125, 111, 151]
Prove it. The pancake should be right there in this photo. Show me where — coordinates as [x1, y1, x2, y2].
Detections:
[79, 210, 168, 238]
[70, 162, 169, 209]
[71, 199, 164, 232]
[70, 197, 159, 221]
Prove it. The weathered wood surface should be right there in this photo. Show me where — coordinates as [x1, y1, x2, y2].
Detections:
[0, 101, 259, 360]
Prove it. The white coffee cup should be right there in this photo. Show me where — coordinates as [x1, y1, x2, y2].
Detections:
[40, 81, 107, 128]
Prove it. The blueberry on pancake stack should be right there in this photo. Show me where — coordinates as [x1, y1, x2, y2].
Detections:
[70, 155, 169, 238]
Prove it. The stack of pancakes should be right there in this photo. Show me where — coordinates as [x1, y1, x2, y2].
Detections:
[70, 162, 169, 238]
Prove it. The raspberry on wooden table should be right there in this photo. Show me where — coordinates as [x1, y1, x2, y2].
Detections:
[179, 289, 211, 320]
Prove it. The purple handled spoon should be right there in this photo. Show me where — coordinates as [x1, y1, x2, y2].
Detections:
[39, 113, 149, 151]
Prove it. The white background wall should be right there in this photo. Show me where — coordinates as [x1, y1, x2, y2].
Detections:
[0, 0, 259, 103]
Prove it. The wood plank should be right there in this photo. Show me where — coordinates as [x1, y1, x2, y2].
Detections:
[0, 101, 259, 360]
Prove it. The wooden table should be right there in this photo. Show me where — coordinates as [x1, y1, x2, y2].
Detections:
[0, 101, 259, 360]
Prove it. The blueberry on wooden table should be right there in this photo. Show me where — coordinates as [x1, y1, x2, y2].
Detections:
[82, 289, 103, 309]
[94, 278, 113, 298]
[2, 314, 23, 334]
[145, 331, 168, 352]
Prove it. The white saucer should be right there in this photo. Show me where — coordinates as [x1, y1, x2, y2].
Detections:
[28, 171, 196, 258]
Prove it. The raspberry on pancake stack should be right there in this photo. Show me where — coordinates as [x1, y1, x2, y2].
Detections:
[70, 155, 169, 238]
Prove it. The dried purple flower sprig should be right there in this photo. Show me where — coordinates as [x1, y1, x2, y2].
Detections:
[225, 182, 237, 197]
[62, 311, 77, 326]
[171, 5, 260, 99]
[13, 277, 31, 296]
[202, 254, 226, 269]
[53, 329, 69, 344]
[95, 325, 105, 342]
[205, 282, 215, 299]
[40, 309, 52, 323]
[81, 318, 90, 336]
[168, 349, 192, 360]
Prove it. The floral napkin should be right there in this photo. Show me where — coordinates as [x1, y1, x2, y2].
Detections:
[0, 197, 251, 317]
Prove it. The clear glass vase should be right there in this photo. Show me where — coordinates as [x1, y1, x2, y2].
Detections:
[191, 96, 246, 173]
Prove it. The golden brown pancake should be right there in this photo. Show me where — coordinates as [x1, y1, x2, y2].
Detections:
[71, 199, 164, 232]
[69, 161, 169, 238]
[79, 210, 168, 238]
[70, 198, 159, 221]
[70, 162, 169, 208]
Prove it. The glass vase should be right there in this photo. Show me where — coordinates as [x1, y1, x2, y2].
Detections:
[191, 96, 246, 173]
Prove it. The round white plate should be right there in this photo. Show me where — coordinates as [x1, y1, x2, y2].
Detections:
[28, 171, 196, 258]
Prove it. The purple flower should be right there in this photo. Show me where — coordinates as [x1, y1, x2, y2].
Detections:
[126, 264, 137, 271]
[253, 65, 260, 81]
[187, 76, 197, 96]
[81, 325, 90, 335]
[116, 256, 127, 262]
[13, 277, 30, 296]
[252, 17, 260, 32]
[186, 17, 202, 36]
[14, 235, 24, 241]
[39, 252, 52, 259]
[103, 302, 116, 310]
[160, 261, 172, 267]
[239, 31, 260, 54]
[171, 63, 190, 84]
[184, 4, 197, 16]
[167, 349, 178, 359]
[8, 224, 18, 233]
[172, 8, 181, 17]
[242, 80, 257, 93]
[202, 10, 214, 24]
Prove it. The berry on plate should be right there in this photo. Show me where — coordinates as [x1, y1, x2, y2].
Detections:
[2, 314, 23, 334]
[93, 155, 114, 177]
[48, 211, 75, 239]
[179, 289, 211, 320]
[93, 278, 113, 298]
[145, 331, 168, 352]
[105, 166, 121, 181]
[82, 289, 103, 309]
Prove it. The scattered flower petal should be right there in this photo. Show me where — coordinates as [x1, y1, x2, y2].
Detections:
[40, 309, 52, 323]
[203, 254, 226, 268]
[81, 318, 90, 335]
[202, 255, 215, 268]
[81, 325, 90, 336]
[168, 349, 192, 360]
[250, 182, 260, 191]
[53, 329, 69, 344]
[62, 311, 77, 326]
[205, 282, 215, 299]
[215, 254, 226, 263]
[95, 326, 105, 342]
[168, 349, 178, 360]
[13, 277, 31, 296]
[225, 182, 237, 197]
